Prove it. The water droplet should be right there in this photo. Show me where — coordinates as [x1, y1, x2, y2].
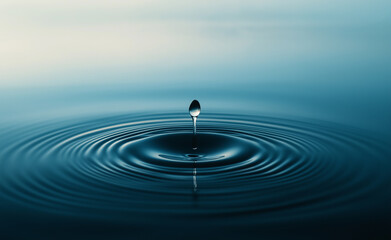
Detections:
[189, 100, 200, 191]
[189, 100, 201, 117]
[189, 100, 201, 137]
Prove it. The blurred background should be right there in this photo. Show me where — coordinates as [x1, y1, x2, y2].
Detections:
[0, 0, 390, 134]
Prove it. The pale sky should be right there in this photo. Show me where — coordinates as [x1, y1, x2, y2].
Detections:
[0, 0, 389, 87]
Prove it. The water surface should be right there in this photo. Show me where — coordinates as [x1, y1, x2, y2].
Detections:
[1, 110, 390, 239]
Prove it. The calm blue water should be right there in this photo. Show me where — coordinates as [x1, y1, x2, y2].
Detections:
[1, 93, 391, 239]
[1, 4, 391, 238]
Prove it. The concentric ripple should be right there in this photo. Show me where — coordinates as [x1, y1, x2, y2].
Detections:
[0, 113, 390, 220]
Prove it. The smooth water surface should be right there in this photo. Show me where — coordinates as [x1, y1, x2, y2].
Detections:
[1, 111, 390, 239]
